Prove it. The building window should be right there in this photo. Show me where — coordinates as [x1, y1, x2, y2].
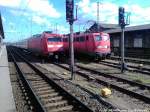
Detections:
[125, 38, 129, 47]
[113, 39, 119, 47]
[134, 38, 142, 47]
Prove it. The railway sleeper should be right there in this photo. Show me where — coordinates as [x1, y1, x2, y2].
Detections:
[127, 86, 139, 91]
[40, 92, 59, 98]
[32, 84, 50, 88]
[105, 79, 116, 83]
[37, 89, 55, 95]
[26, 78, 43, 81]
[36, 87, 53, 91]
[44, 100, 68, 108]
[43, 96, 63, 103]
[27, 78, 44, 81]
[31, 81, 47, 86]
[25, 74, 41, 78]
[31, 80, 46, 83]
[136, 89, 150, 96]
[47, 105, 73, 112]
[118, 84, 131, 88]
[115, 81, 124, 85]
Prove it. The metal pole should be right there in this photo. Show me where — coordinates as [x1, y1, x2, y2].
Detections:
[70, 22, 75, 80]
[97, 2, 100, 32]
[56, 23, 58, 33]
[121, 28, 125, 73]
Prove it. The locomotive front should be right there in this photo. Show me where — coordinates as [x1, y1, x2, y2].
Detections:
[94, 33, 111, 59]
[46, 34, 63, 56]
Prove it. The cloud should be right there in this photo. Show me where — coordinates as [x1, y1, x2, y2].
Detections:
[2, 0, 61, 19]
[0, 0, 21, 7]
[28, 0, 61, 18]
[77, 1, 119, 23]
[2, 16, 6, 22]
[77, 0, 150, 25]
[9, 10, 30, 17]
[78, 0, 90, 14]
[32, 16, 49, 25]
[57, 25, 69, 34]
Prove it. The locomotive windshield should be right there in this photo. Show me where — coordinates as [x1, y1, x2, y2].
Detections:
[102, 35, 109, 41]
[95, 35, 102, 41]
[47, 37, 62, 42]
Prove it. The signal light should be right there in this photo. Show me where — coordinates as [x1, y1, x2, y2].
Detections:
[66, 0, 74, 23]
[119, 7, 125, 27]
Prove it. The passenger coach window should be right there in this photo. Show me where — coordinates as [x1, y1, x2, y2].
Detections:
[47, 37, 61, 42]
[86, 36, 88, 41]
[80, 36, 85, 42]
[77, 37, 79, 41]
[95, 35, 102, 41]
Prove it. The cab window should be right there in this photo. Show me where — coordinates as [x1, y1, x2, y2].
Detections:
[102, 35, 109, 41]
[47, 37, 62, 42]
[95, 35, 102, 41]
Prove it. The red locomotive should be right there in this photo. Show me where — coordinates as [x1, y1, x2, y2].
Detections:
[28, 31, 63, 57]
[63, 32, 110, 59]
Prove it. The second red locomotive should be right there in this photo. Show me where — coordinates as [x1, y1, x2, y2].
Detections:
[63, 32, 111, 59]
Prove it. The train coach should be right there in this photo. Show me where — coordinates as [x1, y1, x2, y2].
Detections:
[27, 31, 63, 57]
[63, 32, 111, 59]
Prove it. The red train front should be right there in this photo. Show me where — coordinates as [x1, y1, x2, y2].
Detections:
[63, 32, 110, 59]
[28, 31, 63, 57]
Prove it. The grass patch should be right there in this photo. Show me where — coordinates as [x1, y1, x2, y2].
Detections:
[133, 79, 143, 83]
[127, 74, 150, 84]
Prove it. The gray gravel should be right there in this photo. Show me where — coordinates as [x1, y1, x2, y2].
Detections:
[9, 62, 33, 112]
[35, 63, 150, 111]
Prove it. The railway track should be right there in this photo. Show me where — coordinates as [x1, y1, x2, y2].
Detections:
[12, 46, 150, 110]
[54, 63, 150, 104]
[109, 56, 150, 65]
[10, 46, 122, 111]
[99, 60, 150, 76]
[8, 47, 94, 112]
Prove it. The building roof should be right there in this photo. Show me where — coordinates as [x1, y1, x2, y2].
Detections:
[87, 22, 119, 32]
[104, 24, 150, 34]
[87, 22, 150, 34]
[0, 13, 4, 39]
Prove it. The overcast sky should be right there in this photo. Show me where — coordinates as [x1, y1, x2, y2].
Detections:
[0, 0, 150, 42]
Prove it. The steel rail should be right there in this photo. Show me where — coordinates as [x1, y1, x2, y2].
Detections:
[42, 66, 119, 110]
[76, 65, 150, 90]
[54, 63, 150, 104]
[109, 56, 150, 65]
[11, 47, 94, 112]
[8, 48, 46, 112]
[100, 60, 150, 75]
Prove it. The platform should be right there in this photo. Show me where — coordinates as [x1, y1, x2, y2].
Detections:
[0, 45, 16, 112]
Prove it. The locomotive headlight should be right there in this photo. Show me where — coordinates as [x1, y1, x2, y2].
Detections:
[97, 46, 103, 48]
[104, 45, 108, 48]
[97, 45, 108, 49]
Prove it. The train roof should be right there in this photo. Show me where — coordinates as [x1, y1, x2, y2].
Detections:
[43, 31, 53, 34]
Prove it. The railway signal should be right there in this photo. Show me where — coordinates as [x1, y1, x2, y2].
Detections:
[66, 0, 76, 80]
[118, 7, 130, 73]
[66, 0, 74, 24]
[119, 7, 125, 28]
